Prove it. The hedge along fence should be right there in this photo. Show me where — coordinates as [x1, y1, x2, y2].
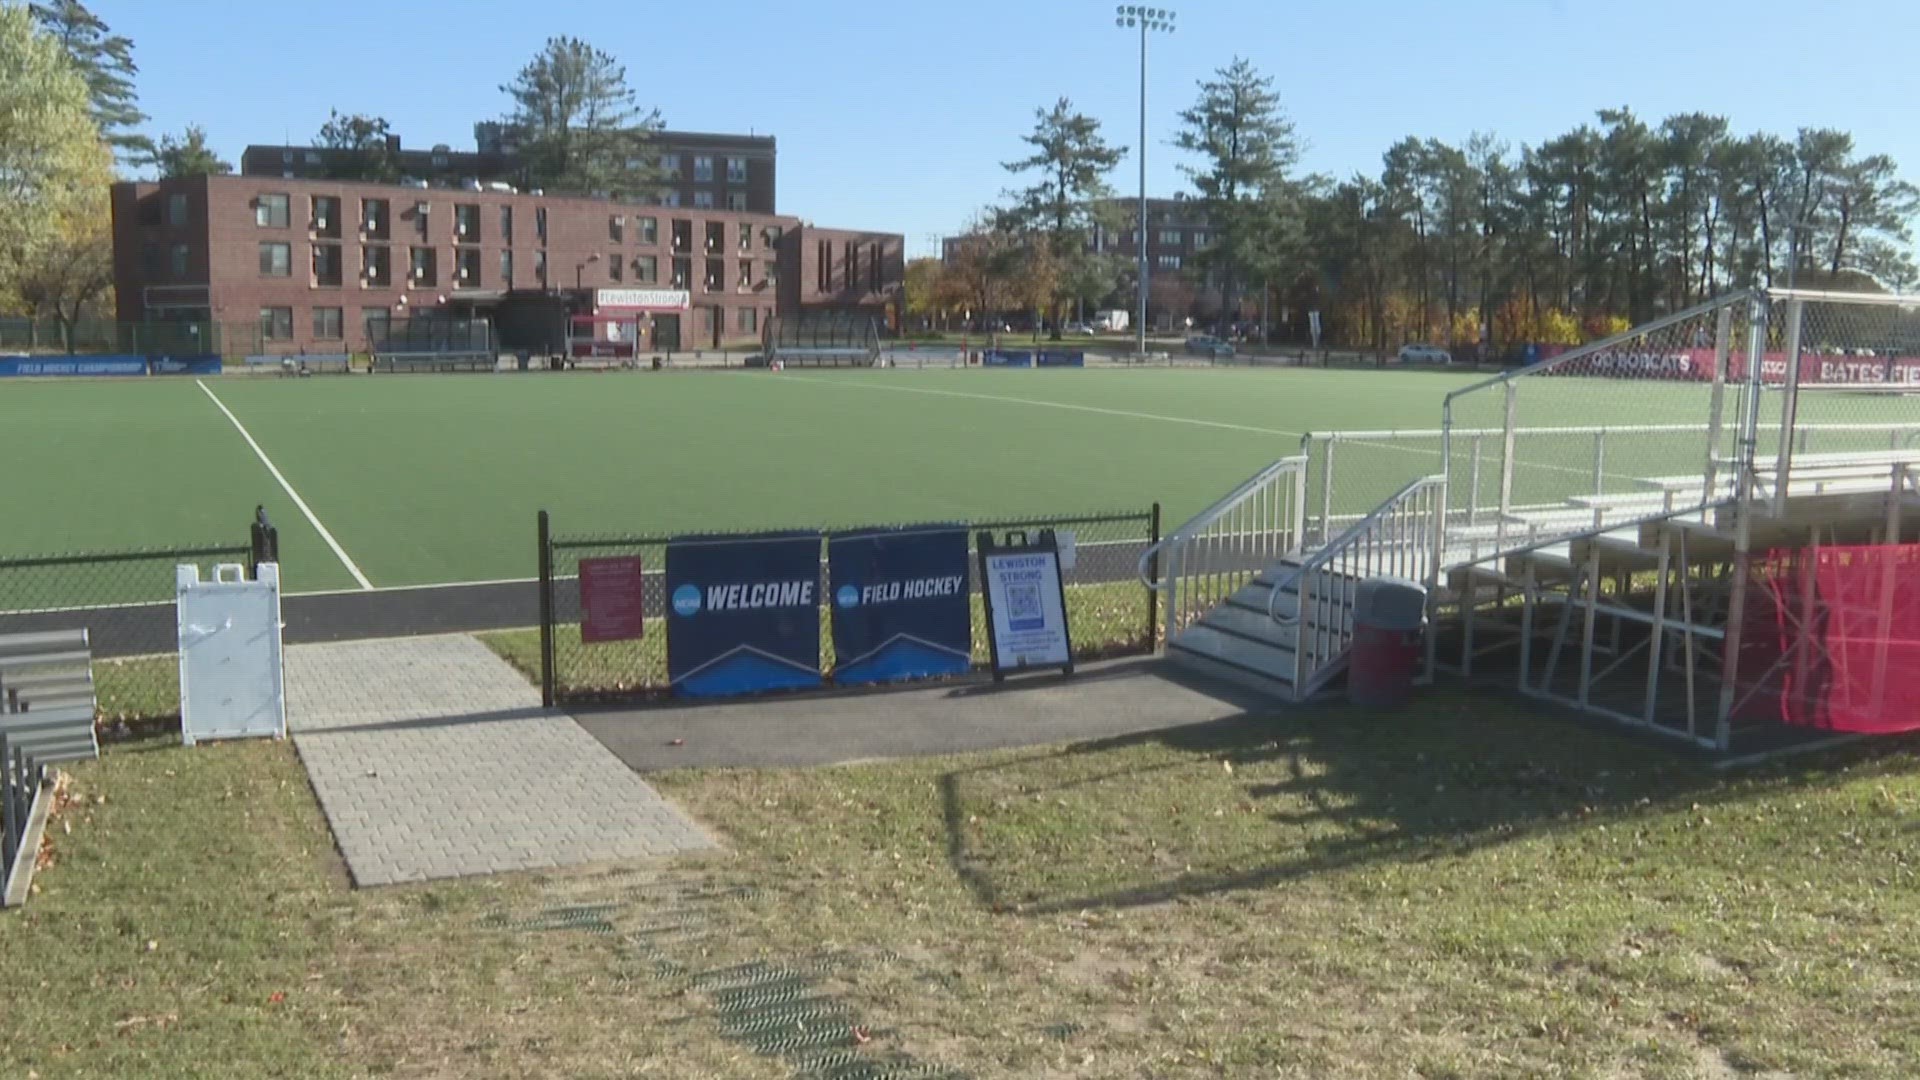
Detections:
[511, 508, 1160, 706]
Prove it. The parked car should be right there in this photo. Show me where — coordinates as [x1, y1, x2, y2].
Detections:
[1185, 335, 1235, 358]
[1062, 322, 1096, 336]
[1397, 343, 1452, 364]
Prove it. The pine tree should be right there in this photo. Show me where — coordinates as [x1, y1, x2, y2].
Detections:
[29, 0, 149, 165]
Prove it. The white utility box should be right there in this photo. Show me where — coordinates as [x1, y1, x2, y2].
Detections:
[176, 562, 286, 746]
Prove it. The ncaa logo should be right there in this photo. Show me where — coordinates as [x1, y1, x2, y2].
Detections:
[671, 584, 703, 617]
[835, 585, 861, 609]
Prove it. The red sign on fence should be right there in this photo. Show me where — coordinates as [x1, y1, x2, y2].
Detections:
[579, 556, 647, 643]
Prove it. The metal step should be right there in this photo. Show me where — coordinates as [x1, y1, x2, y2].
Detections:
[1165, 640, 1302, 701]
[1168, 623, 1298, 684]
[1197, 603, 1301, 652]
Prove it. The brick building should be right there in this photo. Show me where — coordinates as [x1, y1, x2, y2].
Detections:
[941, 194, 1231, 329]
[111, 173, 901, 356]
[241, 125, 778, 213]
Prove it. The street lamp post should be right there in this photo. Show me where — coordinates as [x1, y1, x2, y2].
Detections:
[1114, 5, 1175, 358]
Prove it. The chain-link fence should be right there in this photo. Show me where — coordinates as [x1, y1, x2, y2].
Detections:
[0, 521, 273, 726]
[0, 318, 231, 359]
[535, 508, 1158, 705]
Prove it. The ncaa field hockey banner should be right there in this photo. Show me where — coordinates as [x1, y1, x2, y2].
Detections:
[828, 527, 972, 686]
[664, 532, 822, 697]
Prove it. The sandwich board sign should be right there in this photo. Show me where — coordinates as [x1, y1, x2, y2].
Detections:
[976, 529, 1074, 680]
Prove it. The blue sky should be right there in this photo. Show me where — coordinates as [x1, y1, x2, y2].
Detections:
[104, 0, 1920, 257]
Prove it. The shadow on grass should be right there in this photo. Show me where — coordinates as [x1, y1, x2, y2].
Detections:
[935, 691, 1916, 916]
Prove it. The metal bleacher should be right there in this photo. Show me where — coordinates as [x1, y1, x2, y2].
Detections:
[1140, 287, 1920, 759]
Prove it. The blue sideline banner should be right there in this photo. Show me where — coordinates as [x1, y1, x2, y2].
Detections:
[0, 355, 220, 377]
[665, 532, 822, 697]
[1036, 350, 1085, 368]
[981, 349, 1033, 367]
[828, 527, 972, 686]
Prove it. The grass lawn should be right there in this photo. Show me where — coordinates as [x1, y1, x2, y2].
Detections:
[6, 705, 1918, 1077]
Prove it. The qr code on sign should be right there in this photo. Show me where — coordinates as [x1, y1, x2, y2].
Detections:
[1006, 580, 1043, 630]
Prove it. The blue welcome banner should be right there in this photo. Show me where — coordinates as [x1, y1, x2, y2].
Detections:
[1036, 350, 1085, 368]
[665, 532, 822, 697]
[981, 349, 1033, 367]
[828, 527, 973, 686]
[0, 354, 220, 377]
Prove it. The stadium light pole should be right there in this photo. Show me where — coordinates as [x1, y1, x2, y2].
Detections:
[1115, 5, 1174, 358]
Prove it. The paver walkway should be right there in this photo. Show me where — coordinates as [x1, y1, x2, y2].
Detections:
[284, 634, 713, 887]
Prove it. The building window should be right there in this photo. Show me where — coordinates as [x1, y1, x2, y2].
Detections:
[304, 150, 322, 165]
[639, 216, 657, 244]
[167, 192, 188, 227]
[362, 245, 391, 287]
[662, 190, 681, 208]
[259, 306, 293, 341]
[454, 203, 479, 241]
[726, 192, 746, 211]
[737, 259, 752, 290]
[817, 240, 830, 291]
[313, 306, 344, 340]
[312, 243, 343, 286]
[726, 156, 746, 183]
[140, 245, 162, 273]
[312, 196, 341, 238]
[409, 246, 437, 287]
[456, 247, 480, 287]
[431, 152, 447, 167]
[499, 205, 513, 243]
[764, 225, 782, 249]
[141, 198, 161, 226]
[1190, 230, 1209, 248]
[693, 155, 713, 182]
[1156, 254, 1181, 270]
[256, 193, 290, 228]
[660, 153, 681, 178]
[169, 244, 191, 276]
[1158, 229, 1182, 246]
[608, 252, 623, 281]
[846, 242, 858, 292]
[535, 206, 547, 243]
[534, 249, 547, 284]
[671, 257, 690, 289]
[764, 260, 778, 287]
[737, 223, 752, 251]
[259, 241, 291, 276]
[737, 306, 757, 333]
[871, 242, 882, 291]
[672, 220, 691, 253]
[413, 201, 430, 240]
[704, 258, 723, 292]
[362, 306, 388, 342]
[362, 198, 389, 240]
[705, 222, 724, 252]
[692, 190, 714, 209]
[500, 249, 513, 287]
[609, 214, 624, 242]
[634, 255, 657, 283]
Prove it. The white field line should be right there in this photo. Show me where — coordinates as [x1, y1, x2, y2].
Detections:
[195, 379, 374, 591]
[779, 372, 1304, 437]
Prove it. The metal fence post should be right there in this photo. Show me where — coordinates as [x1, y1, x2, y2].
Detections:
[1773, 298, 1806, 515]
[1497, 380, 1518, 545]
[1145, 502, 1161, 650]
[537, 510, 555, 708]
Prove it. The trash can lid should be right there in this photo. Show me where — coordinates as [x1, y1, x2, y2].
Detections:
[1354, 576, 1427, 630]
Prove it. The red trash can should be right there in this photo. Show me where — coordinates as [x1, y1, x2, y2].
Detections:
[1347, 577, 1426, 709]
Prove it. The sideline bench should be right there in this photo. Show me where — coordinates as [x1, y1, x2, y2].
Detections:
[0, 630, 99, 764]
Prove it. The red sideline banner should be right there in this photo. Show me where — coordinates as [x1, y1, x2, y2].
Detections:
[1547, 348, 1920, 385]
[1739, 545, 1920, 734]
[579, 556, 648, 643]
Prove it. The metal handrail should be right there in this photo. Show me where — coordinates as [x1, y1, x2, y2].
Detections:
[1269, 474, 1444, 627]
[1136, 456, 1306, 590]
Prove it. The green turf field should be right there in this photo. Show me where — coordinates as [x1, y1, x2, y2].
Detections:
[4, 366, 1912, 593]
